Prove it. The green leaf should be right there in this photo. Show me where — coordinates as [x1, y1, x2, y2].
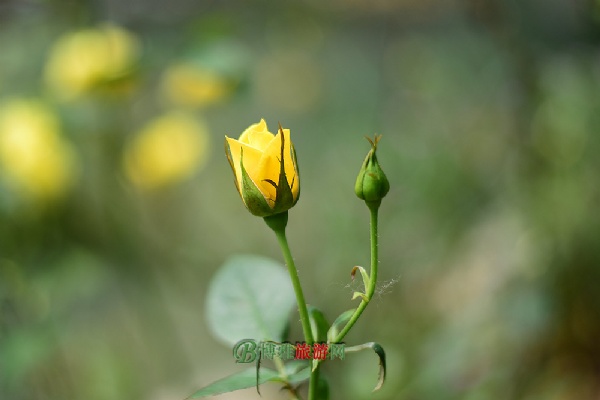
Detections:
[308, 306, 330, 343]
[351, 291, 368, 302]
[188, 362, 311, 399]
[345, 342, 387, 391]
[187, 367, 279, 398]
[281, 361, 311, 384]
[307, 307, 330, 374]
[188, 362, 311, 398]
[206, 255, 296, 346]
[350, 265, 370, 292]
[327, 309, 355, 342]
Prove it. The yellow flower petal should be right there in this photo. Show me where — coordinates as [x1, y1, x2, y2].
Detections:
[239, 118, 274, 150]
[258, 128, 298, 200]
[247, 130, 275, 151]
[254, 154, 279, 205]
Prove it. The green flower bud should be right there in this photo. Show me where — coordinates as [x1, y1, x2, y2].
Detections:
[355, 135, 389, 205]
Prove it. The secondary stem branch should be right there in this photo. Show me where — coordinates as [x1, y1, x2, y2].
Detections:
[333, 203, 379, 343]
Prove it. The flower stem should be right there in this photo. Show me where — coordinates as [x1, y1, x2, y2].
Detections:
[308, 365, 319, 400]
[266, 212, 316, 399]
[333, 201, 380, 343]
[273, 227, 314, 346]
[270, 219, 318, 399]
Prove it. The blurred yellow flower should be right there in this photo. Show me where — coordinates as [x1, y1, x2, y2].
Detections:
[161, 63, 232, 107]
[44, 24, 139, 100]
[0, 99, 76, 201]
[124, 111, 209, 189]
[225, 119, 299, 216]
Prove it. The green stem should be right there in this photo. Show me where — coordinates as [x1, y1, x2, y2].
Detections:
[273, 227, 317, 400]
[273, 228, 314, 346]
[333, 202, 380, 343]
[308, 365, 319, 400]
[265, 212, 316, 399]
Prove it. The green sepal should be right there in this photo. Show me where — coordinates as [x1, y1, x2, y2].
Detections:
[345, 342, 387, 391]
[270, 124, 298, 214]
[290, 142, 300, 200]
[224, 138, 242, 196]
[264, 212, 288, 233]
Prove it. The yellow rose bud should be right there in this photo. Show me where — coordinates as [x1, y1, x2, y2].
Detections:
[355, 135, 389, 207]
[225, 119, 299, 217]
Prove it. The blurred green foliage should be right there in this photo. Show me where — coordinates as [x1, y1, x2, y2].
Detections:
[1, 0, 600, 399]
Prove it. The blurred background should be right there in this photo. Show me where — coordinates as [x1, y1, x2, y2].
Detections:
[1, 0, 600, 399]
